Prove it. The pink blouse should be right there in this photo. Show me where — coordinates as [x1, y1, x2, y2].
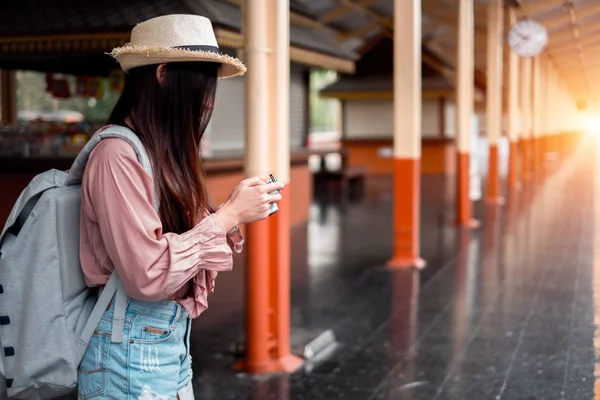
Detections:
[79, 138, 243, 318]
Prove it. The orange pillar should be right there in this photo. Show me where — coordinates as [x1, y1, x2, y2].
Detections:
[456, 0, 478, 227]
[507, 8, 520, 190]
[242, 0, 303, 374]
[520, 138, 529, 179]
[519, 58, 533, 181]
[485, 0, 503, 204]
[243, 0, 273, 373]
[245, 221, 271, 373]
[388, 0, 424, 268]
[266, 0, 303, 372]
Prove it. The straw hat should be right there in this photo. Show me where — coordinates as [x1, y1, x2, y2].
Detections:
[110, 14, 246, 79]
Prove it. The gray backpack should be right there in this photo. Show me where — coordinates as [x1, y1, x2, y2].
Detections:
[0, 125, 154, 399]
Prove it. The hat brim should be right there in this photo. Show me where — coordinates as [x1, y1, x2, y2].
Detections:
[110, 45, 246, 79]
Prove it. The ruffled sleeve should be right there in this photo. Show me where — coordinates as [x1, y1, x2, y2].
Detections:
[82, 138, 234, 317]
[227, 228, 244, 253]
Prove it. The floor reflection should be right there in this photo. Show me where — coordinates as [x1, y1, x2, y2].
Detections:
[178, 137, 600, 400]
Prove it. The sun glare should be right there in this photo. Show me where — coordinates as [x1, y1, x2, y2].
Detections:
[584, 114, 600, 136]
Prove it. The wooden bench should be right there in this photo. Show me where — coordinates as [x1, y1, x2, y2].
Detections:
[311, 148, 367, 200]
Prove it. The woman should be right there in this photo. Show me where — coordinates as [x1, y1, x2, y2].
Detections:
[77, 15, 284, 399]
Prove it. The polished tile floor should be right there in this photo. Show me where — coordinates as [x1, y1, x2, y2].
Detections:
[51, 138, 595, 400]
[185, 138, 600, 399]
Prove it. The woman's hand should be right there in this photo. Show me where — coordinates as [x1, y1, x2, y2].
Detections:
[216, 177, 285, 231]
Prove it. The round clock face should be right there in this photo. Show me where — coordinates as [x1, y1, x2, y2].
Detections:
[508, 19, 548, 58]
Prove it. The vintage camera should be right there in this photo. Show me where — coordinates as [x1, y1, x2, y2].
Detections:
[265, 174, 280, 216]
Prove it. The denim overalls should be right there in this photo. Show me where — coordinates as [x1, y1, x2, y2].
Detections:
[78, 298, 194, 400]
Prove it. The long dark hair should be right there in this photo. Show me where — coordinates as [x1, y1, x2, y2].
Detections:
[109, 61, 219, 234]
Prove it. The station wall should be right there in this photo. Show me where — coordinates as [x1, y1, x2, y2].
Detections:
[341, 98, 459, 175]
[344, 98, 456, 140]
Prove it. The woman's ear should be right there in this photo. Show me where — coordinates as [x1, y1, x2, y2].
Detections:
[156, 64, 167, 85]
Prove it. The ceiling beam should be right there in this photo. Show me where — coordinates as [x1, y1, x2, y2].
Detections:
[223, 0, 352, 37]
[321, 0, 379, 23]
[423, 8, 486, 34]
[423, 41, 457, 82]
[551, 53, 583, 63]
[575, 2, 600, 19]
[550, 33, 600, 54]
[426, 39, 487, 91]
[216, 28, 356, 73]
[336, 21, 382, 42]
[550, 24, 600, 44]
[422, 47, 455, 79]
[519, 0, 562, 16]
[423, 20, 445, 37]
[549, 28, 575, 43]
[539, 12, 569, 31]
[335, 0, 392, 28]
[290, 12, 329, 30]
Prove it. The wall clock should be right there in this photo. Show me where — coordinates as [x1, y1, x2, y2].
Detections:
[508, 19, 548, 57]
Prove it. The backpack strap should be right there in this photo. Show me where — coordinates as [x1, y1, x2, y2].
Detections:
[72, 125, 159, 345]
[79, 271, 120, 343]
[66, 124, 157, 207]
[110, 276, 129, 343]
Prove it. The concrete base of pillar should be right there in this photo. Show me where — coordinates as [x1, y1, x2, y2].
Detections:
[485, 196, 505, 206]
[454, 218, 481, 229]
[387, 257, 426, 269]
[234, 353, 304, 374]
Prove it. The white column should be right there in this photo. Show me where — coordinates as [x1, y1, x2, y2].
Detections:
[507, 7, 520, 188]
[393, 0, 421, 158]
[269, 0, 290, 181]
[244, 0, 271, 178]
[455, 0, 476, 226]
[457, 0, 474, 154]
[507, 8, 519, 143]
[520, 58, 532, 141]
[532, 56, 542, 141]
[242, 0, 272, 373]
[388, 0, 424, 267]
[520, 57, 533, 178]
[486, 0, 503, 147]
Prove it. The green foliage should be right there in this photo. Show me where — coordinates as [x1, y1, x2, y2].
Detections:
[310, 69, 340, 133]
